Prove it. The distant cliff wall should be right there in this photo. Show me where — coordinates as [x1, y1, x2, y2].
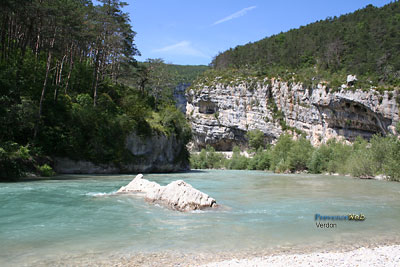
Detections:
[186, 77, 399, 150]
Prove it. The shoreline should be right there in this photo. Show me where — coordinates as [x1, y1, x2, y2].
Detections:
[27, 240, 400, 266]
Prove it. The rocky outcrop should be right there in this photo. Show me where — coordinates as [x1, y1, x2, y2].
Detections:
[117, 174, 161, 194]
[117, 174, 217, 211]
[54, 132, 189, 174]
[186, 77, 399, 149]
[347, 75, 358, 86]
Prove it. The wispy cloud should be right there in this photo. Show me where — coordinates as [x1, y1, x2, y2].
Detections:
[153, 41, 209, 58]
[213, 6, 257, 25]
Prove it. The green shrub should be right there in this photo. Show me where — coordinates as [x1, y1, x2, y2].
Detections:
[190, 145, 226, 169]
[344, 148, 376, 178]
[226, 146, 249, 170]
[38, 164, 55, 177]
[308, 144, 333, 173]
[382, 137, 400, 181]
[0, 142, 33, 181]
[287, 137, 314, 171]
[246, 129, 265, 150]
[325, 139, 353, 174]
[270, 134, 293, 172]
[247, 148, 271, 170]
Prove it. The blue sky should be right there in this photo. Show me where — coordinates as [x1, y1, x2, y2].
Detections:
[119, 0, 394, 65]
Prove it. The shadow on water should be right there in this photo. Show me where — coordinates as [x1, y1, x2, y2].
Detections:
[2, 174, 130, 183]
[1, 169, 207, 183]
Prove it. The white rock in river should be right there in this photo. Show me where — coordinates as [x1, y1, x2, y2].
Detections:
[117, 174, 217, 212]
[146, 180, 217, 211]
[117, 174, 161, 194]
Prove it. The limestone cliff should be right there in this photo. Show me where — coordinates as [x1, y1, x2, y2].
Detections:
[54, 132, 189, 174]
[186, 77, 399, 150]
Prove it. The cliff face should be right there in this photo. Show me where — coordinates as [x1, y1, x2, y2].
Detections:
[186, 78, 399, 150]
[54, 132, 189, 174]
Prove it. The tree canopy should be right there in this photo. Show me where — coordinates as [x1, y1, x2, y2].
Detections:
[0, 0, 193, 180]
[211, 2, 400, 86]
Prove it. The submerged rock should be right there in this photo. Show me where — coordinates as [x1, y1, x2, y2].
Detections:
[117, 174, 217, 212]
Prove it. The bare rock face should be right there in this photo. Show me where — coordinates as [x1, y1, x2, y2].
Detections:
[117, 174, 217, 212]
[186, 76, 399, 148]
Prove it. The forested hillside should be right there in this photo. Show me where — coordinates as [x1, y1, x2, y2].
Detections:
[211, 2, 400, 87]
[0, 0, 191, 180]
[120, 59, 208, 104]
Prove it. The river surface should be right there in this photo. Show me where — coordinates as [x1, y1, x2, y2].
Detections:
[1, 170, 400, 265]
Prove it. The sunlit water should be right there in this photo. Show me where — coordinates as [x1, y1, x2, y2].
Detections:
[1, 170, 400, 265]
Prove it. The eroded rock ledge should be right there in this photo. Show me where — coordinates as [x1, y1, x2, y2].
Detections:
[117, 174, 217, 212]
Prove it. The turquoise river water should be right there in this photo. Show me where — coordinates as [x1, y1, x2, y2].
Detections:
[1, 170, 400, 265]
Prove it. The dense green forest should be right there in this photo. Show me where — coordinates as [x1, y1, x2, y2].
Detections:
[120, 59, 208, 103]
[0, 0, 195, 180]
[211, 2, 400, 88]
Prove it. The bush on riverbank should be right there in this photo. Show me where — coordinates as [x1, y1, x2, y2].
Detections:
[0, 143, 31, 181]
[190, 146, 226, 169]
[190, 134, 400, 181]
[0, 142, 55, 181]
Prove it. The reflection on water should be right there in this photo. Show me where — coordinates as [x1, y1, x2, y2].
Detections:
[0, 170, 399, 265]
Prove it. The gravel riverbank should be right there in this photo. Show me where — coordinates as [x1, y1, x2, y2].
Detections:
[28, 242, 400, 267]
[201, 245, 400, 267]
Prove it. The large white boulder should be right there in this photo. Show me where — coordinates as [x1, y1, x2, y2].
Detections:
[117, 174, 161, 194]
[146, 180, 217, 211]
[117, 174, 217, 211]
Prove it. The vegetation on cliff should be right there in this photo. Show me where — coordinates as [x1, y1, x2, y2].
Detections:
[0, 0, 193, 181]
[210, 2, 400, 89]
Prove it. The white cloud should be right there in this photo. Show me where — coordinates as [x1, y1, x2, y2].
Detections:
[153, 41, 209, 58]
[213, 6, 257, 25]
